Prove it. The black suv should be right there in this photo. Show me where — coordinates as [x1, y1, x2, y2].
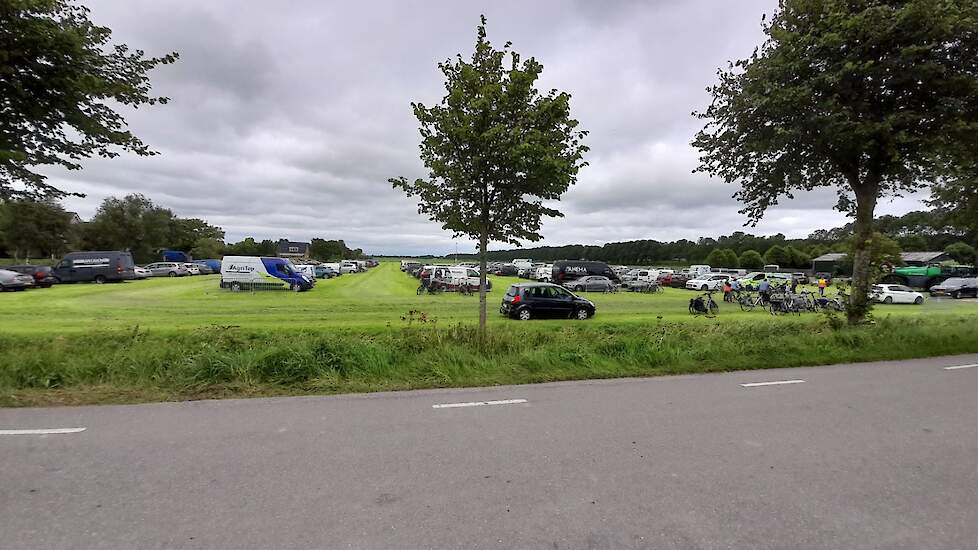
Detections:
[7, 265, 57, 288]
[500, 283, 595, 320]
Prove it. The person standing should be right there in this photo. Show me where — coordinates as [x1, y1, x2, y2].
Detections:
[758, 278, 771, 304]
[818, 276, 827, 297]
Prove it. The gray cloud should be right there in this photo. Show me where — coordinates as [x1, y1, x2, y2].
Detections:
[50, 0, 925, 256]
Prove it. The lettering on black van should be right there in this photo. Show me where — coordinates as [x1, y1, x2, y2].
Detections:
[73, 258, 110, 267]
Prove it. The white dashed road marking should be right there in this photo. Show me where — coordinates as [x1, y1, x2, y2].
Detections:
[944, 364, 978, 371]
[0, 427, 87, 436]
[432, 399, 527, 409]
[740, 380, 806, 388]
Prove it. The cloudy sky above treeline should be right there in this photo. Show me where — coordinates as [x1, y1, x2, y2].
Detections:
[50, 0, 924, 255]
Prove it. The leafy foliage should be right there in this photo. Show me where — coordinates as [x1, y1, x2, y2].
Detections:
[944, 241, 977, 265]
[705, 247, 739, 268]
[0, 198, 75, 259]
[0, 0, 178, 199]
[739, 250, 765, 270]
[693, 0, 978, 322]
[391, 16, 588, 335]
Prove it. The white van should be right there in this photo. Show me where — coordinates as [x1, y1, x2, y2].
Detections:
[512, 259, 533, 271]
[220, 256, 312, 292]
[688, 265, 711, 276]
[445, 266, 489, 290]
[534, 264, 553, 282]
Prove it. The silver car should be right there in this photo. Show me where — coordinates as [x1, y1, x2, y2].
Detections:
[0, 268, 36, 291]
[143, 262, 190, 277]
[565, 275, 616, 292]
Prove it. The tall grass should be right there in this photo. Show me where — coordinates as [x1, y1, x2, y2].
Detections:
[2, 315, 976, 406]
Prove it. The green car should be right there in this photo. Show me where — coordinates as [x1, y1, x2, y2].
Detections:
[735, 272, 792, 290]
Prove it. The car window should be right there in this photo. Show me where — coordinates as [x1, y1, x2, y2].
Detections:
[895, 285, 913, 292]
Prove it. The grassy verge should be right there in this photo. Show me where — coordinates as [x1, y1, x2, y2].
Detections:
[3, 314, 976, 407]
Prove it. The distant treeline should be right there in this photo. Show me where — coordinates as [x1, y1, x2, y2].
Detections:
[466, 210, 977, 268]
[0, 194, 364, 264]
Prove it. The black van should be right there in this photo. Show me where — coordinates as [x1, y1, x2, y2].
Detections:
[552, 260, 618, 284]
[52, 251, 136, 283]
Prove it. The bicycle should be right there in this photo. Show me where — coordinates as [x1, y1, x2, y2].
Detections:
[736, 291, 763, 312]
[689, 290, 719, 316]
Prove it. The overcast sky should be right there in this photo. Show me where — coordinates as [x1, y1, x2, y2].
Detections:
[48, 0, 924, 255]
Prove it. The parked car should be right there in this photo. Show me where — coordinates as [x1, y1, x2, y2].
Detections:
[871, 284, 925, 305]
[0, 268, 36, 291]
[534, 264, 553, 282]
[293, 264, 318, 285]
[220, 256, 313, 292]
[6, 265, 57, 288]
[564, 275, 616, 292]
[687, 265, 712, 277]
[133, 266, 151, 279]
[686, 273, 730, 291]
[314, 265, 338, 279]
[792, 272, 810, 285]
[339, 261, 359, 274]
[190, 262, 214, 275]
[667, 272, 691, 288]
[551, 260, 618, 285]
[194, 259, 222, 273]
[492, 264, 518, 276]
[144, 262, 190, 277]
[182, 263, 202, 275]
[52, 251, 136, 284]
[928, 277, 978, 299]
[500, 283, 595, 320]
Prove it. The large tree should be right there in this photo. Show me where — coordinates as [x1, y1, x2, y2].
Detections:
[0, 0, 178, 199]
[390, 16, 588, 338]
[693, 0, 978, 323]
[81, 194, 175, 263]
[0, 198, 74, 259]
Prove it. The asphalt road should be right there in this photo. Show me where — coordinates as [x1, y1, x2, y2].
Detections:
[3, 354, 978, 550]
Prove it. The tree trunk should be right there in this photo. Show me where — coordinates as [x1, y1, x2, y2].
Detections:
[848, 187, 878, 325]
[478, 231, 488, 345]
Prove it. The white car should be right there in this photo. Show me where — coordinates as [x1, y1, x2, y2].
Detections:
[686, 273, 730, 291]
[534, 264, 553, 282]
[133, 266, 151, 279]
[872, 284, 925, 305]
[182, 263, 201, 275]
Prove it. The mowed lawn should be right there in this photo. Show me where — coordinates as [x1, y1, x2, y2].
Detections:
[0, 261, 975, 334]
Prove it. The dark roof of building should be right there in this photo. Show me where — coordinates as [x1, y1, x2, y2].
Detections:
[812, 253, 847, 262]
[900, 251, 948, 263]
[276, 240, 310, 254]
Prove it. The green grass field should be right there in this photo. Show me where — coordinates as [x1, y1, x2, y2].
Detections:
[0, 261, 973, 333]
[1, 261, 977, 406]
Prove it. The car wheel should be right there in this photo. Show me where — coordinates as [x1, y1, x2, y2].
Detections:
[292, 283, 302, 292]
[914, 296, 924, 305]
[575, 308, 590, 320]
[517, 308, 531, 321]
[230, 282, 242, 292]
[94, 275, 106, 284]
[701, 284, 708, 291]
[168, 272, 177, 277]
[951, 291, 960, 299]
[883, 296, 893, 304]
